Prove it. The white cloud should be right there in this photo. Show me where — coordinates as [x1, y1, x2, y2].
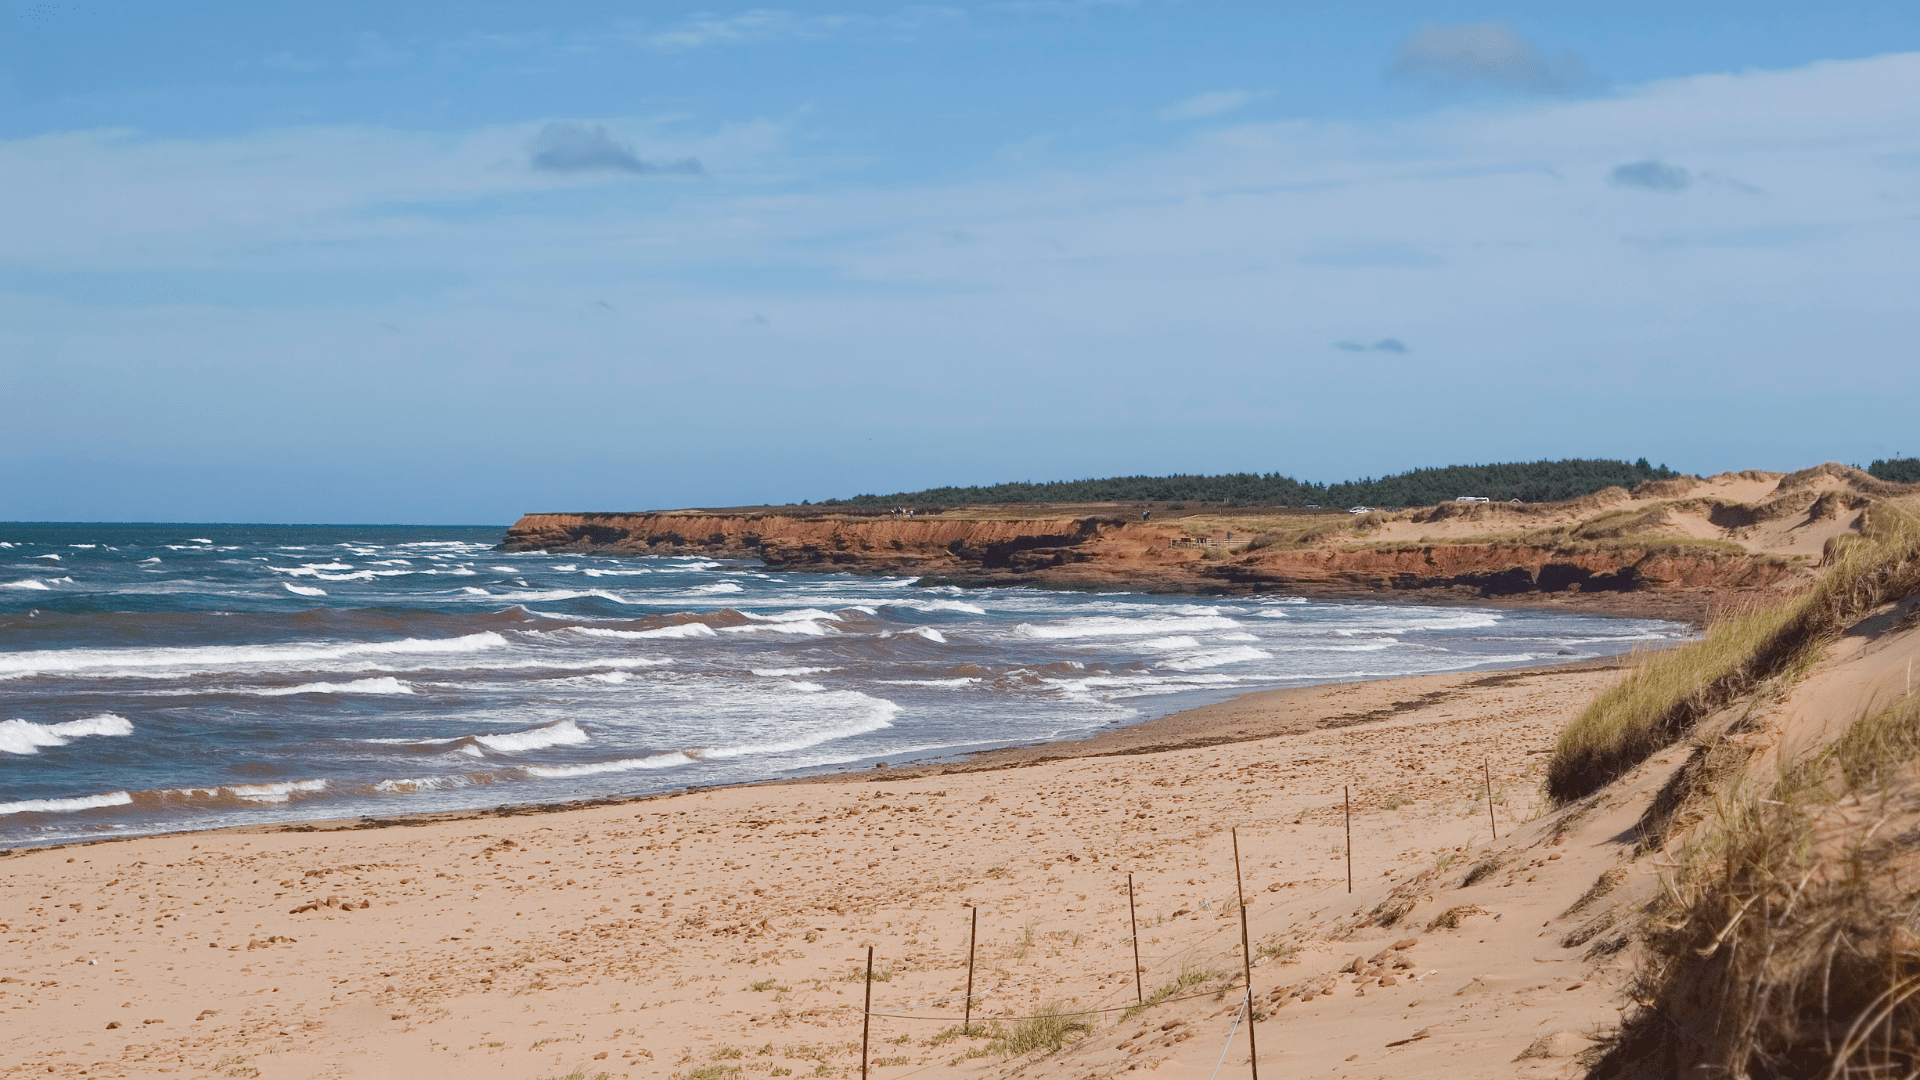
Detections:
[1388, 20, 1591, 95]
[609, 6, 966, 51]
[4, 52, 1918, 503]
[1159, 90, 1257, 121]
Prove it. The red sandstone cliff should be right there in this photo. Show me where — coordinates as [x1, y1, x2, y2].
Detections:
[500, 509, 1809, 620]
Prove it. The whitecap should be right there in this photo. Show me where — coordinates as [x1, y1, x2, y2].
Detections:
[471, 719, 590, 754]
[909, 627, 947, 643]
[719, 620, 835, 637]
[248, 677, 415, 697]
[1015, 615, 1241, 639]
[692, 581, 745, 594]
[1158, 646, 1273, 671]
[283, 583, 327, 597]
[751, 667, 837, 677]
[0, 713, 135, 755]
[226, 779, 329, 803]
[1, 579, 52, 590]
[525, 751, 697, 778]
[0, 791, 134, 815]
[0, 631, 509, 679]
[572, 623, 716, 640]
[742, 608, 843, 623]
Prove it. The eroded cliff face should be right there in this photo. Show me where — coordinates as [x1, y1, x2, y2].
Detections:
[501, 513, 1108, 573]
[501, 511, 1805, 619]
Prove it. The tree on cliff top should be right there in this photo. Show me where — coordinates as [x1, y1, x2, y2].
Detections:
[819, 458, 1678, 509]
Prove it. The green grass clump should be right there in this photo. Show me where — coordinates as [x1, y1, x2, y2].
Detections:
[1120, 966, 1226, 1022]
[1547, 501, 1920, 803]
[983, 1002, 1093, 1058]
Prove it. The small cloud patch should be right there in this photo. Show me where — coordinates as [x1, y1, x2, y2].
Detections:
[529, 123, 704, 176]
[1335, 339, 1409, 354]
[1160, 90, 1256, 121]
[1609, 160, 1691, 192]
[1388, 20, 1590, 95]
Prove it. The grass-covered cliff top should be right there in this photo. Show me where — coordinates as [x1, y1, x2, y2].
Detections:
[820, 458, 1680, 510]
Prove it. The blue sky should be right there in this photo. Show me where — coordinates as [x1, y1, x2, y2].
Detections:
[3, 2, 1918, 522]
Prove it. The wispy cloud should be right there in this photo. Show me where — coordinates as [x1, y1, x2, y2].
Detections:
[1334, 339, 1409, 354]
[1159, 90, 1257, 121]
[1387, 20, 1591, 95]
[528, 122, 704, 175]
[613, 6, 966, 51]
[1609, 159, 1691, 191]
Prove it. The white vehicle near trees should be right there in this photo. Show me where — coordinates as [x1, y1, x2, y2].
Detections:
[1454, 496, 1491, 504]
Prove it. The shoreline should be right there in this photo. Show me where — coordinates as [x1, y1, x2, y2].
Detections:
[0, 643, 1644, 1080]
[5, 651, 1641, 854]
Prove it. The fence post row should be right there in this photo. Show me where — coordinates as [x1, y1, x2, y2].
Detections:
[861, 945, 874, 1080]
[1485, 760, 1498, 840]
[853, 807, 1415, 1070]
[1128, 873, 1143, 1005]
[964, 905, 978, 1035]
[1231, 826, 1260, 1080]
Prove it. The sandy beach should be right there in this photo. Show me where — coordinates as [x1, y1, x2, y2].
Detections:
[0, 654, 1667, 1080]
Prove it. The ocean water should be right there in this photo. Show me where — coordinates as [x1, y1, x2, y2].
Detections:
[0, 523, 1688, 846]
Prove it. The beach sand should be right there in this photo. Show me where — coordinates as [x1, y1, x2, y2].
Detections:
[2, 658, 1659, 1080]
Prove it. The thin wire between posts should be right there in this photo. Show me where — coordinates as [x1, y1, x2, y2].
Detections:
[863, 985, 1240, 1022]
[1208, 1001, 1248, 1080]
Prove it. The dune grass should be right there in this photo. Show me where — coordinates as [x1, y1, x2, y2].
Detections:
[983, 1002, 1094, 1058]
[1593, 690, 1920, 1078]
[1546, 500, 1920, 803]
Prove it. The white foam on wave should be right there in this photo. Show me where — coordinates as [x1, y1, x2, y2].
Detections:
[692, 581, 745, 594]
[878, 677, 980, 688]
[2, 579, 52, 590]
[1137, 635, 1201, 651]
[909, 627, 947, 643]
[283, 583, 327, 596]
[471, 719, 590, 754]
[743, 608, 843, 623]
[524, 751, 697, 778]
[187, 538, 213, 544]
[750, 667, 834, 677]
[373, 773, 484, 794]
[0, 791, 134, 815]
[0, 631, 509, 679]
[720, 620, 835, 637]
[787, 681, 826, 692]
[579, 567, 653, 577]
[572, 623, 716, 640]
[250, 677, 415, 697]
[885, 598, 987, 615]
[0, 713, 135, 755]
[700, 692, 900, 759]
[1158, 645, 1273, 670]
[226, 779, 329, 803]
[33, 553, 60, 561]
[1218, 632, 1260, 642]
[1016, 615, 1241, 639]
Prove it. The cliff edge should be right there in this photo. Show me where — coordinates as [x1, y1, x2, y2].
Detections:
[502, 465, 1920, 621]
